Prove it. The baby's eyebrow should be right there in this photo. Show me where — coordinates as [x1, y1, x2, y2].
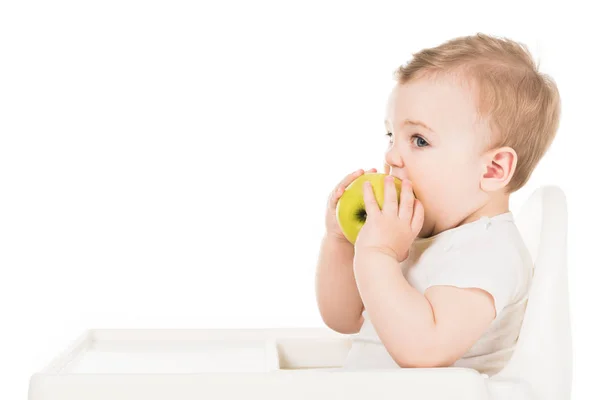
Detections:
[402, 119, 435, 133]
[385, 119, 436, 134]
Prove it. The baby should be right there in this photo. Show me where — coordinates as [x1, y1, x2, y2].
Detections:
[315, 33, 561, 376]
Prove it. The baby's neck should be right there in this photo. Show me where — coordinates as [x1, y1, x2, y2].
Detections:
[459, 193, 510, 226]
[423, 193, 511, 238]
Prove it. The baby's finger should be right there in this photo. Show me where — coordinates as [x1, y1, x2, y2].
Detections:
[383, 175, 398, 215]
[398, 179, 414, 222]
[411, 199, 425, 234]
[362, 181, 380, 217]
[329, 169, 364, 208]
[337, 169, 365, 191]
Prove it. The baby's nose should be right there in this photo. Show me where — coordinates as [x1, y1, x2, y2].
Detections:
[385, 148, 404, 169]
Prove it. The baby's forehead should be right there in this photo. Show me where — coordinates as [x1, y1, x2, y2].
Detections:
[385, 78, 486, 136]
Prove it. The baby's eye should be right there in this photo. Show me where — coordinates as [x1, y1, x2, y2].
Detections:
[411, 135, 429, 148]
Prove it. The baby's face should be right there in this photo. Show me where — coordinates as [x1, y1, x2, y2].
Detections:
[384, 75, 491, 237]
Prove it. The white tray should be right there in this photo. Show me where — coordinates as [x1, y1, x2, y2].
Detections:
[29, 328, 499, 400]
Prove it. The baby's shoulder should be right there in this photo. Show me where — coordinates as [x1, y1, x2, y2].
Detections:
[447, 215, 534, 278]
[453, 213, 526, 249]
[419, 213, 532, 270]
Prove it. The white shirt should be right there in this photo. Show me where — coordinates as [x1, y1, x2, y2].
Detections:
[342, 212, 533, 376]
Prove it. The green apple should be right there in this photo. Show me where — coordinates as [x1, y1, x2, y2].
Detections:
[336, 172, 403, 245]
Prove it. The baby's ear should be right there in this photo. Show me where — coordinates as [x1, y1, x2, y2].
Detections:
[480, 147, 517, 192]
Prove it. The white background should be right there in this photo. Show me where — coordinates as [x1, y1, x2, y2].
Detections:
[1, 0, 597, 398]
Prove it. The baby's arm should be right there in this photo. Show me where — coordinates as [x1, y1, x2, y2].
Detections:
[353, 249, 496, 368]
[315, 234, 365, 334]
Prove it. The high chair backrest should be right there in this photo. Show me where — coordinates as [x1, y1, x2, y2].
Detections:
[490, 186, 572, 400]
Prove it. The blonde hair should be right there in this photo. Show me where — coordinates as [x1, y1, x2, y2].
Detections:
[394, 33, 561, 192]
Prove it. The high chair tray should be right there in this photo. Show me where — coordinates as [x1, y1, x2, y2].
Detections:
[29, 328, 494, 400]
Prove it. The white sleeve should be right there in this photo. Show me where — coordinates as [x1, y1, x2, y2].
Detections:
[424, 240, 521, 317]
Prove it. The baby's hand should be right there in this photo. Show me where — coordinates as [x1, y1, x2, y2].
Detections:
[325, 168, 377, 242]
[355, 177, 424, 262]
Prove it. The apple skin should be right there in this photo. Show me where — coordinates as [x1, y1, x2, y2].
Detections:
[336, 172, 403, 245]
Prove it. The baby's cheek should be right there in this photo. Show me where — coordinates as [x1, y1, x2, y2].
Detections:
[410, 161, 466, 206]
[411, 180, 441, 213]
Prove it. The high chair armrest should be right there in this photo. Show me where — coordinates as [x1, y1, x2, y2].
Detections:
[28, 328, 528, 400]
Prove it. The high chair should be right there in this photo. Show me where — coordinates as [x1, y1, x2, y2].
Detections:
[28, 185, 571, 400]
[487, 184, 572, 399]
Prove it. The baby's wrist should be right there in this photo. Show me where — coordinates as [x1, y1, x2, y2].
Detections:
[354, 246, 399, 264]
[324, 231, 351, 245]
